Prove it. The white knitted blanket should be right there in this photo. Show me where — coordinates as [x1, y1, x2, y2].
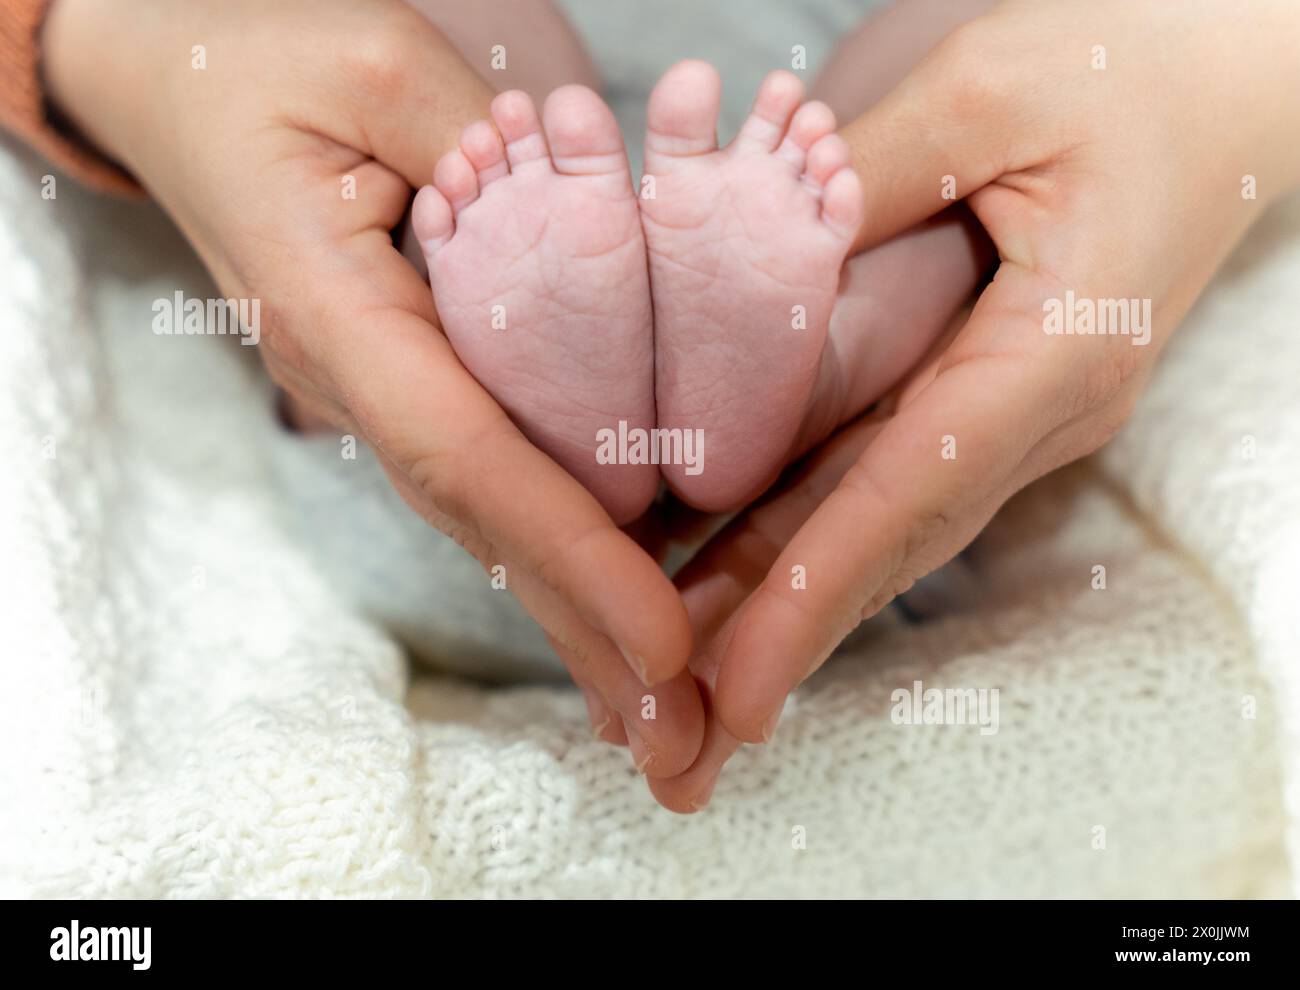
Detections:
[1, 134, 1296, 898]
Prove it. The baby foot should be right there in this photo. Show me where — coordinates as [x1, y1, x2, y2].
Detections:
[413, 87, 657, 525]
[640, 61, 864, 511]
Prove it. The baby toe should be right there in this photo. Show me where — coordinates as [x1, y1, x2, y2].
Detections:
[491, 89, 552, 172]
[775, 100, 838, 171]
[433, 148, 480, 214]
[459, 118, 510, 188]
[410, 185, 455, 257]
[820, 165, 865, 242]
[803, 132, 853, 189]
[542, 85, 629, 177]
[735, 69, 804, 153]
[645, 59, 722, 165]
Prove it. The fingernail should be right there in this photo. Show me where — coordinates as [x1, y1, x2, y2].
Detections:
[761, 711, 780, 743]
[618, 643, 652, 687]
[627, 721, 654, 774]
[580, 687, 612, 740]
[688, 777, 718, 812]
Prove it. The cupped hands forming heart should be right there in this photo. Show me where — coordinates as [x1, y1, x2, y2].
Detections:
[408, 53, 987, 801]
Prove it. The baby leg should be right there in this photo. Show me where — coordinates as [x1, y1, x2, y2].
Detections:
[812, 0, 999, 122]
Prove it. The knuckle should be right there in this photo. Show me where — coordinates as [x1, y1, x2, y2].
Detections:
[532, 523, 605, 597]
[344, 15, 425, 96]
[406, 449, 475, 530]
[933, 21, 1008, 118]
[901, 508, 953, 564]
[254, 299, 301, 367]
[401, 417, 521, 548]
[863, 571, 918, 622]
[257, 347, 296, 392]
[836, 462, 974, 621]
[1073, 345, 1146, 421]
[1088, 386, 1142, 450]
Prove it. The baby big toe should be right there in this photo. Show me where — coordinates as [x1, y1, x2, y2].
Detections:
[645, 59, 722, 163]
[542, 85, 629, 177]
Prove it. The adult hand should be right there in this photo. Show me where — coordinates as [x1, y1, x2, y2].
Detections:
[42, 0, 704, 773]
[651, 0, 1300, 805]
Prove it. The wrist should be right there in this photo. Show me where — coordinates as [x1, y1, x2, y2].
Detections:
[41, 0, 148, 171]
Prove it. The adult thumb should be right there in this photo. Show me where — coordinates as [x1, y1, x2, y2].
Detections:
[840, 21, 1026, 254]
[307, 1, 496, 190]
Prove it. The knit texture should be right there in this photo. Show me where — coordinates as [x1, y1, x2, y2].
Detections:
[0, 134, 1294, 898]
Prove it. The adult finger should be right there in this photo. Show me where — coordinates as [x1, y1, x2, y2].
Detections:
[548, 636, 704, 778]
[645, 413, 891, 813]
[713, 263, 1087, 743]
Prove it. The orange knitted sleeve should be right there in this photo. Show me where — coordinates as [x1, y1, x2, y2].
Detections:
[0, 0, 141, 196]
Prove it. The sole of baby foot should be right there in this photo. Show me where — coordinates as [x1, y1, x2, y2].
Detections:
[413, 86, 658, 525]
[640, 60, 864, 512]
